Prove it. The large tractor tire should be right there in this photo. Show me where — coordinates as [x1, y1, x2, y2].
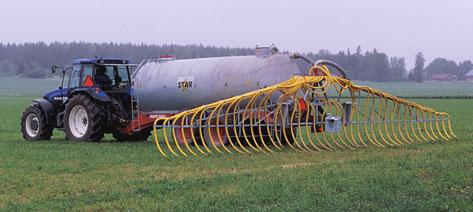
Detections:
[112, 131, 151, 142]
[21, 105, 53, 140]
[64, 94, 106, 142]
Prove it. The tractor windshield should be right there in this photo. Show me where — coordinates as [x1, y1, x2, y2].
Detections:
[95, 65, 131, 88]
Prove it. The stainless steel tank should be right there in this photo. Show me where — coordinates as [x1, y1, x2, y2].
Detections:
[133, 47, 304, 112]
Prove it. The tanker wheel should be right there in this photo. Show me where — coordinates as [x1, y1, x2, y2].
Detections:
[21, 105, 53, 140]
[275, 127, 297, 146]
[248, 126, 273, 146]
[203, 120, 228, 147]
[237, 119, 272, 146]
[64, 94, 106, 142]
[174, 127, 194, 145]
[113, 131, 151, 142]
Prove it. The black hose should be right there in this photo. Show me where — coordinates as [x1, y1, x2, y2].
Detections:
[314, 59, 348, 79]
[292, 53, 315, 66]
[292, 54, 348, 79]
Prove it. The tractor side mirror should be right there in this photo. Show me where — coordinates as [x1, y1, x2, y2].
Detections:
[51, 65, 58, 74]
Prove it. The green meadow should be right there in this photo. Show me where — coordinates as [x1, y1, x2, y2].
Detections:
[0, 78, 471, 210]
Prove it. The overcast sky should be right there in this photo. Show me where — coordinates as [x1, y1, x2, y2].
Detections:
[1, 0, 472, 67]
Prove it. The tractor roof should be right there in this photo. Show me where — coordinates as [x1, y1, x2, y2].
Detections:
[73, 58, 129, 65]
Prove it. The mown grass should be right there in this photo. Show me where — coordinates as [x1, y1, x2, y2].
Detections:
[0, 96, 472, 211]
[353, 80, 473, 98]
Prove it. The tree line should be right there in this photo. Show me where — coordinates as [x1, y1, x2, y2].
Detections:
[0, 42, 471, 82]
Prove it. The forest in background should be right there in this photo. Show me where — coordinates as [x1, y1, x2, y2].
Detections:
[0, 42, 471, 82]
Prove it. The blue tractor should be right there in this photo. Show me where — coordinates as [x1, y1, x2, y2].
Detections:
[20, 58, 151, 142]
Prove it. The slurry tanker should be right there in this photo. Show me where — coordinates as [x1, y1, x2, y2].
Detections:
[20, 46, 455, 157]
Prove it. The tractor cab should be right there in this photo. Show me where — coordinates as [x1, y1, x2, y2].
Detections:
[42, 58, 136, 110]
[70, 58, 134, 91]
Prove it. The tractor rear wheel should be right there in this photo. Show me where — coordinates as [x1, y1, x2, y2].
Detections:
[64, 94, 106, 142]
[21, 105, 53, 140]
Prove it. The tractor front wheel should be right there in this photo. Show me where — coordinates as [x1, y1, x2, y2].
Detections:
[64, 94, 106, 142]
[21, 105, 53, 140]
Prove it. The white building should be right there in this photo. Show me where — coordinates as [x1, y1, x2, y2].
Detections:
[466, 70, 473, 82]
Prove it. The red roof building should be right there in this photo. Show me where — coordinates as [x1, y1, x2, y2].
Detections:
[430, 74, 458, 82]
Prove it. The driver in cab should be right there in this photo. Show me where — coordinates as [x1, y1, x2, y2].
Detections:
[94, 66, 112, 89]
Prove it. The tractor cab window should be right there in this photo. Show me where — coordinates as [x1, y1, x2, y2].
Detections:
[94, 65, 113, 89]
[94, 65, 131, 89]
[116, 66, 131, 86]
[81, 64, 94, 86]
[103, 66, 115, 82]
[68, 65, 81, 88]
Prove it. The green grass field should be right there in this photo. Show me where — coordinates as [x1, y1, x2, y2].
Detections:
[352, 80, 473, 98]
[0, 79, 472, 211]
[0, 77, 61, 97]
[1, 77, 473, 98]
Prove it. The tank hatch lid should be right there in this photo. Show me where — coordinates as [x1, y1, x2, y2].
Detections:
[158, 55, 177, 62]
[255, 45, 279, 58]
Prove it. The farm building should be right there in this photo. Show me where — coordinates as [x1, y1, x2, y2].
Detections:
[430, 74, 458, 82]
[466, 70, 473, 82]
